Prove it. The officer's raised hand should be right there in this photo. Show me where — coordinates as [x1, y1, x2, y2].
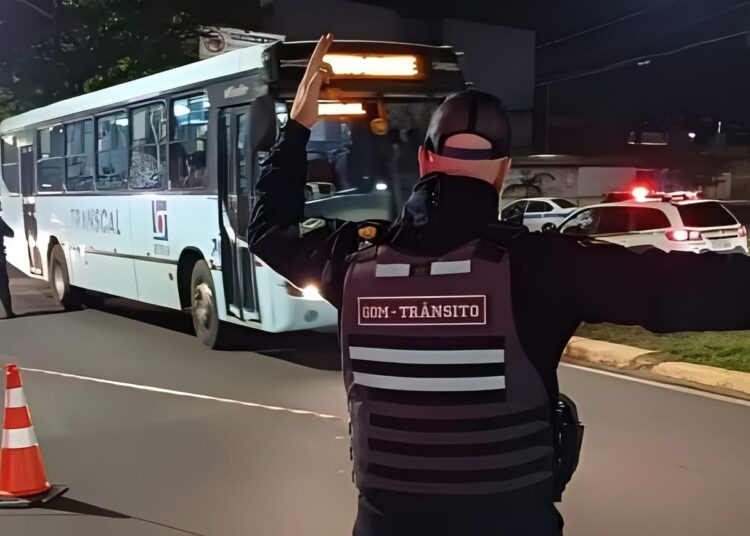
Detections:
[290, 33, 334, 129]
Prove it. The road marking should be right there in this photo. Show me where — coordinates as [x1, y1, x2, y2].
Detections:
[561, 363, 750, 407]
[20, 367, 344, 421]
[18, 364, 748, 422]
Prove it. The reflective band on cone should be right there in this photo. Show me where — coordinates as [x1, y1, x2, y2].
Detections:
[0, 364, 52, 499]
[2, 427, 38, 449]
[5, 388, 27, 409]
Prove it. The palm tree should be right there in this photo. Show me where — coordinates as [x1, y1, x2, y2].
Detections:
[503, 172, 557, 199]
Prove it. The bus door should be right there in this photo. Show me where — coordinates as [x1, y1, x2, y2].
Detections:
[19, 139, 43, 275]
[218, 106, 258, 321]
[0, 134, 24, 271]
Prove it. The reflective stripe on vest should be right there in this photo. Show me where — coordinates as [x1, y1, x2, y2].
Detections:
[342, 239, 555, 496]
[350, 346, 504, 364]
[375, 260, 473, 278]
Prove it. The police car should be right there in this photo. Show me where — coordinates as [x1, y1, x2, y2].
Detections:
[556, 191, 748, 254]
[500, 198, 578, 232]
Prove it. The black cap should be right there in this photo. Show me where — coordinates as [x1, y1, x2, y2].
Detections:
[424, 90, 511, 160]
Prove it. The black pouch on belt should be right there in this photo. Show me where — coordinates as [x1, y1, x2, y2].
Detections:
[552, 393, 584, 501]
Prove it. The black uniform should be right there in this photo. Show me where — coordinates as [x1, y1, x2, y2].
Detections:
[249, 119, 750, 535]
[0, 214, 14, 318]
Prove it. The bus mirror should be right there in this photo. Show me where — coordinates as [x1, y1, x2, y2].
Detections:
[370, 118, 389, 136]
[370, 100, 389, 136]
[251, 95, 278, 152]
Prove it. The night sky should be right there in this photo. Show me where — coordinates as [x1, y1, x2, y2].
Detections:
[4, 0, 749, 151]
[364, 0, 750, 151]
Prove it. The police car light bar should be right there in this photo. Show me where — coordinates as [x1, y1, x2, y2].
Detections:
[323, 54, 421, 78]
[631, 187, 650, 201]
[318, 102, 367, 116]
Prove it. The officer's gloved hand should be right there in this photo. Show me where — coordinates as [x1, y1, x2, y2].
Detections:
[290, 33, 335, 129]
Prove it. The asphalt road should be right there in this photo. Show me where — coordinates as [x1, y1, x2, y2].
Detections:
[0, 269, 748, 536]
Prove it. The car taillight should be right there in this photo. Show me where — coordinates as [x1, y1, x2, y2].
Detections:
[666, 230, 702, 241]
[739, 226, 747, 238]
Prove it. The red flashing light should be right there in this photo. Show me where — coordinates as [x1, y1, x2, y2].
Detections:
[632, 186, 650, 201]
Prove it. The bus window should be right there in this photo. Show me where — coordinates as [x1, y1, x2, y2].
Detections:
[237, 112, 250, 196]
[37, 125, 65, 193]
[96, 112, 129, 191]
[303, 100, 437, 219]
[170, 94, 209, 190]
[1, 135, 19, 194]
[65, 119, 95, 192]
[130, 103, 166, 190]
[387, 102, 434, 209]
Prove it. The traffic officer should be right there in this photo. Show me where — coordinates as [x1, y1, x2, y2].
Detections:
[249, 34, 750, 536]
[0, 202, 15, 318]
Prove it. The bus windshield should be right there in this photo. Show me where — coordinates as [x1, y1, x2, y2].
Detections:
[299, 101, 438, 221]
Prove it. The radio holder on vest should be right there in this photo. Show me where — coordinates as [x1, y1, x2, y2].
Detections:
[553, 393, 584, 501]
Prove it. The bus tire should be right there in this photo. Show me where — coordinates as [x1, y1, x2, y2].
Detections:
[190, 260, 224, 349]
[49, 245, 81, 310]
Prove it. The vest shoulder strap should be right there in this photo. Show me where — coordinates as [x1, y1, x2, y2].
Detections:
[345, 244, 378, 266]
[475, 238, 507, 263]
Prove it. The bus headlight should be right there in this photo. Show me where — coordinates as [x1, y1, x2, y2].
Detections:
[302, 285, 322, 300]
[284, 282, 323, 300]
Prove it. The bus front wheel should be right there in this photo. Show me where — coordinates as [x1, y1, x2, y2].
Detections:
[49, 245, 81, 310]
[190, 260, 224, 349]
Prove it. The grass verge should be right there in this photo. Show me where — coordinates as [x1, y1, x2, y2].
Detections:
[574, 323, 750, 373]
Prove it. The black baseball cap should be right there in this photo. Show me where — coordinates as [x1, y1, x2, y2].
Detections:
[424, 90, 511, 160]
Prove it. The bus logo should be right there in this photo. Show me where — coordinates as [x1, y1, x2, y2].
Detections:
[152, 200, 168, 241]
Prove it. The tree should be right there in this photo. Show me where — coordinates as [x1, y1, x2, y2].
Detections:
[0, 0, 261, 121]
[502, 171, 557, 198]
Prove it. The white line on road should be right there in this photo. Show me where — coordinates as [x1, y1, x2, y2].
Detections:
[20, 367, 344, 421]
[17, 364, 748, 424]
[561, 363, 750, 407]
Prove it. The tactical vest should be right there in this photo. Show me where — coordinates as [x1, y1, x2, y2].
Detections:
[341, 239, 555, 496]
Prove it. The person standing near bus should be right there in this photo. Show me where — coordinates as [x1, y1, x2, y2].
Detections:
[250, 35, 750, 536]
[0, 202, 15, 318]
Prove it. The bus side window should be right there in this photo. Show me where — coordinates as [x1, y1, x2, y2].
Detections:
[170, 94, 209, 190]
[1, 135, 20, 194]
[65, 119, 95, 192]
[130, 103, 166, 190]
[96, 112, 129, 191]
[37, 126, 65, 193]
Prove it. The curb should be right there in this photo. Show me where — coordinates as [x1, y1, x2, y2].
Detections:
[563, 337, 750, 398]
[564, 337, 657, 368]
[651, 362, 750, 395]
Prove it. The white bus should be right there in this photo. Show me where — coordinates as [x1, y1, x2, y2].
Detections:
[0, 38, 466, 347]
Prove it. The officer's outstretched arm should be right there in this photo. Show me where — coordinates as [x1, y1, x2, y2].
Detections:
[570, 238, 750, 332]
[248, 34, 360, 308]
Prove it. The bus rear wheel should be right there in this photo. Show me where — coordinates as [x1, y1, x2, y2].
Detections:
[48, 245, 81, 310]
[190, 260, 225, 349]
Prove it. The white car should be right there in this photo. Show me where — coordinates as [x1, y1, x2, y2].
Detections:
[500, 198, 578, 232]
[557, 197, 748, 254]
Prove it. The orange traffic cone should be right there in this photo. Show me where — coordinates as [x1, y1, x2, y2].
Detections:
[0, 364, 66, 508]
